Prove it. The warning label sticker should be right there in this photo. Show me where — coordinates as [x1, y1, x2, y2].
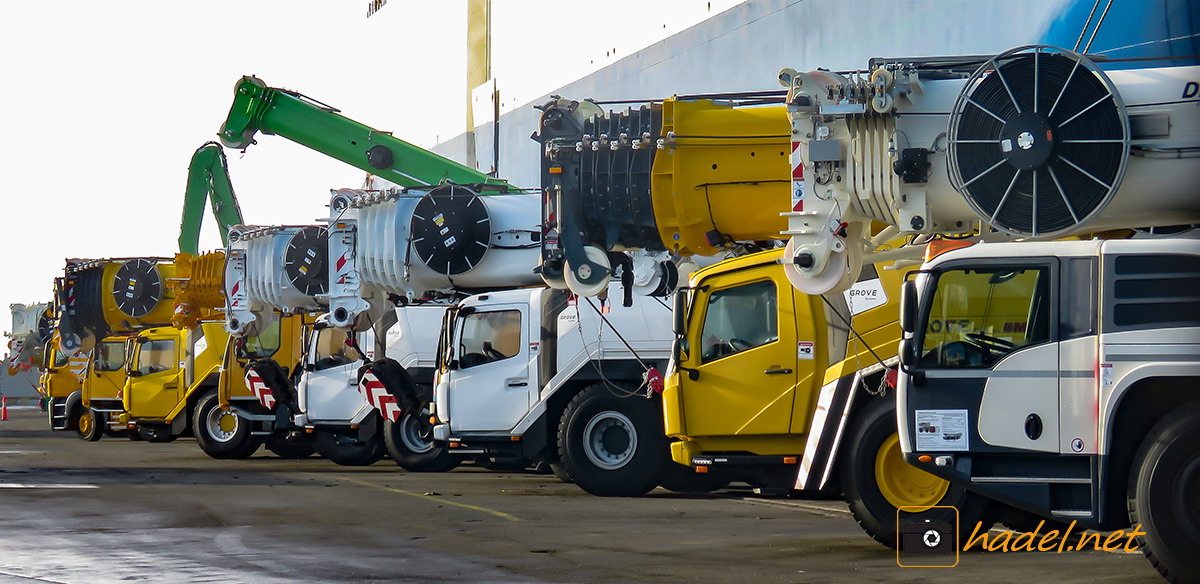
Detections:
[915, 409, 969, 451]
[797, 341, 815, 360]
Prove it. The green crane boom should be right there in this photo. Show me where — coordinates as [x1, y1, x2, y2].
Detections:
[219, 76, 514, 192]
[178, 141, 245, 254]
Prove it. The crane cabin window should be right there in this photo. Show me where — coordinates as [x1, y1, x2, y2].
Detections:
[458, 310, 522, 369]
[919, 267, 1051, 368]
[700, 280, 778, 363]
[135, 339, 176, 376]
[94, 341, 127, 372]
[312, 327, 363, 371]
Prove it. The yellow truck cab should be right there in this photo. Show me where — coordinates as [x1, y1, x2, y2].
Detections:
[75, 334, 136, 441]
[664, 247, 997, 547]
[212, 313, 314, 459]
[40, 337, 89, 432]
[120, 321, 230, 443]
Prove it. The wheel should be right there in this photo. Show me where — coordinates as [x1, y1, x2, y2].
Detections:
[193, 392, 262, 459]
[1128, 399, 1200, 584]
[841, 396, 997, 549]
[265, 437, 316, 459]
[313, 428, 386, 466]
[657, 461, 732, 493]
[75, 406, 103, 442]
[549, 462, 574, 484]
[136, 424, 177, 443]
[383, 411, 461, 472]
[557, 384, 666, 497]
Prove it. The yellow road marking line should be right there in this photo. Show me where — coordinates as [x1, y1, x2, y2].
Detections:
[334, 476, 521, 522]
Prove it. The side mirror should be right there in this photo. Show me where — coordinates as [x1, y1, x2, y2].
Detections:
[900, 279, 918, 334]
[672, 291, 687, 337]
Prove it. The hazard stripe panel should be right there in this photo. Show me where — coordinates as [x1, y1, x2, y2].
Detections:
[357, 371, 404, 422]
[245, 370, 276, 410]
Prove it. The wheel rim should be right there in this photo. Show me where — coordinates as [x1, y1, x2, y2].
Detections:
[78, 411, 92, 436]
[875, 432, 950, 511]
[582, 410, 637, 470]
[398, 412, 434, 454]
[205, 407, 239, 444]
[1173, 451, 1200, 543]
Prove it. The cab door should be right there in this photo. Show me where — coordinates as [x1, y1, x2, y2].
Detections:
[85, 338, 132, 404]
[126, 332, 184, 419]
[299, 324, 369, 423]
[446, 304, 531, 432]
[678, 266, 805, 437]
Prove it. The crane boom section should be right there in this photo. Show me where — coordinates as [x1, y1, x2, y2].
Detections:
[219, 76, 512, 191]
[179, 142, 244, 254]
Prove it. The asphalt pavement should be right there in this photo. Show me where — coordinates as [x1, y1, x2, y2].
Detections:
[0, 409, 1162, 583]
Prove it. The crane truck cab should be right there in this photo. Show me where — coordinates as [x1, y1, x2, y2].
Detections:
[39, 334, 89, 432]
[75, 334, 135, 441]
[430, 285, 682, 496]
[898, 237, 1200, 582]
[663, 246, 997, 546]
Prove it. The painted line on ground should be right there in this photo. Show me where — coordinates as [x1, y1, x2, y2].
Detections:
[0, 484, 99, 489]
[736, 497, 852, 518]
[0, 451, 45, 454]
[333, 476, 521, 522]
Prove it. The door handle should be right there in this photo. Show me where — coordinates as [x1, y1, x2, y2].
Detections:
[163, 382, 179, 389]
[763, 368, 793, 375]
[507, 381, 528, 387]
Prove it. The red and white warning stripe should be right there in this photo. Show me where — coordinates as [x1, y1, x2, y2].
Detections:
[245, 369, 276, 410]
[791, 141, 805, 212]
[358, 370, 403, 422]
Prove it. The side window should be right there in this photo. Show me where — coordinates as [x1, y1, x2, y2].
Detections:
[137, 339, 176, 376]
[919, 267, 1051, 368]
[94, 341, 126, 372]
[243, 318, 282, 360]
[312, 327, 364, 371]
[458, 310, 522, 369]
[699, 280, 778, 364]
[52, 348, 70, 368]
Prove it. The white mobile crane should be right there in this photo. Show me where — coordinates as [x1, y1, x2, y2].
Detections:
[778, 43, 1198, 581]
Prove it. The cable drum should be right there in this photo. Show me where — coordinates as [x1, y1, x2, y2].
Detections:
[283, 226, 329, 296]
[59, 265, 109, 353]
[948, 45, 1129, 237]
[410, 185, 492, 276]
[111, 259, 165, 318]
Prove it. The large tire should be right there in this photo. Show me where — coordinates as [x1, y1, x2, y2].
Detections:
[557, 384, 666, 497]
[841, 396, 997, 549]
[193, 392, 262, 460]
[1128, 399, 1200, 584]
[313, 428, 386, 466]
[383, 411, 461, 472]
[549, 462, 574, 484]
[265, 437, 316, 459]
[657, 461, 732, 494]
[75, 406, 103, 442]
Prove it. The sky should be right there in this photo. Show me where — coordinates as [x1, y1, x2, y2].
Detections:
[0, 0, 744, 332]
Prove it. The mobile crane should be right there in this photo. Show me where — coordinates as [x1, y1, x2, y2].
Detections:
[832, 46, 1200, 581]
[772, 40, 1197, 580]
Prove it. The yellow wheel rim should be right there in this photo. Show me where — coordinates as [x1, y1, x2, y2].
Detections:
[78, 412, 92, 436]
[218, 411, 237, 434]
[874, 432, 950, 511]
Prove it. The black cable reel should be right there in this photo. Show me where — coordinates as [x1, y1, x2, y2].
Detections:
[947, 45, 1129, 237]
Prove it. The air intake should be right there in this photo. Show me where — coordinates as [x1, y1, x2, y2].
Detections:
[948, 46, 1129, 237]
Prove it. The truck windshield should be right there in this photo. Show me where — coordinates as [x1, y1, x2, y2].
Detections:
[136, 339, 176, 376]
[918, 267, 1050, 368]
[699, 280, 778, 363]
[457, 310, 521, 369]
[312, 327, 363, 371]
[94, 341, 126, 372]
